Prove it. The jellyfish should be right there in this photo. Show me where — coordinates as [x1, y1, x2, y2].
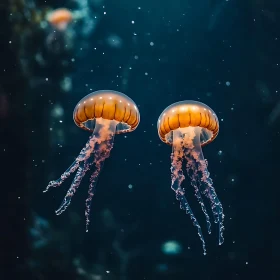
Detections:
[47, 8, 73, 31]
[157, 101, 224, 255]
[44, 90, 140, 231]
[45, 8, 75, 54]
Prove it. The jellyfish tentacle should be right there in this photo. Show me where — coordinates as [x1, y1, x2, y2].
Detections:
[196, 160, 219, 223]
[51, 119, 118, 220]
[182, 126, 224, 245]
[85, 136, 114, 232]
[43, 160, 80, 192]
[171, 139, 206, 255]
[43, 135, 97, 192]
[175, 188, 206, 255]
[182, 129, 212, 234]
[55, 159, 93, 215]
[185, 151, 212, 235]
[84, 161, 103, 232]
[196, 157, 225, 245]
[187, 141, 224, 244]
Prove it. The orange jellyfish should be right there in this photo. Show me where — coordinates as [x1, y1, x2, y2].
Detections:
[44, 90, 140, 231]
[47, 8, 73, 31]
[157, 101, 224, 255]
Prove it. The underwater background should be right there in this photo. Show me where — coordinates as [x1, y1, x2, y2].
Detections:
[1, 0, 280, 279]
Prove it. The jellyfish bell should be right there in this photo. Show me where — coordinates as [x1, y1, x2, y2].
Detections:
[73, 90, 139, 134]
[47, 8, 73, 31]
[158, 100, 219, 146]
[157, 100, 224, 255]
[44, 90, 140, 232]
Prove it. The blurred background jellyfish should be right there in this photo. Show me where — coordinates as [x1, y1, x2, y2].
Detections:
[45, 7, 75, 55]
[47, 8, 73, 31]
[157, 101, 224, 255]
[44, 90, 140, 231]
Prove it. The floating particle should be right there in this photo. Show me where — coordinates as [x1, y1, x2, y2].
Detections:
[162, 240, 182, 255]
[60, 76, 72, 92]
[106, 34, 122, 48]
[226, 81, 230, 86]
[156, 264, 168, 272]
[51, 104, 64, 118]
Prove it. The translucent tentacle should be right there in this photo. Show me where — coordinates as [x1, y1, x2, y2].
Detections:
[44, 118, 118, 227]
[43, 160, 80, 192]
[85, 137, 114, 232]
[196, 159, 219, 223]
[196, 158, 225, 245]
[190, 156, 219, 225]
[181, 126, 224, 245]
[175, 188, 206, 255]
[43, 135, 96, 192]
[171, 140, 206, 255]
[55, 159, 93, 215]
[185, 152, 212, 235]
